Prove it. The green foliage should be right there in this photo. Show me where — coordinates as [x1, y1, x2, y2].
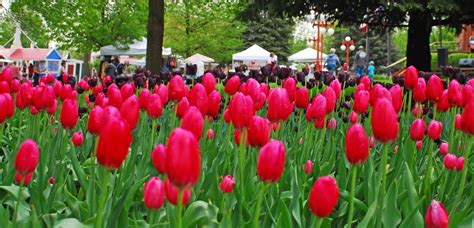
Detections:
[0, 7, 50, 48]
[164, 0, 245, 63]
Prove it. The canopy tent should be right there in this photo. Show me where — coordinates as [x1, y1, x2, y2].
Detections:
[288, 47, 327, 63]
[99, 38, 172, 56]
[232, 44, 270, 62]
[185, 53, 214, 63]
[9, 48, 62, 76]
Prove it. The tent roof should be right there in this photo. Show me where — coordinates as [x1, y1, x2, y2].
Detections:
[99, 38, 172, 56]
[232, 44, 270, 61]
[9, 48, 62, 61]
[185, 53, 214, 63]
[0, 48, 10, 59]
[288, 47, 327, 62]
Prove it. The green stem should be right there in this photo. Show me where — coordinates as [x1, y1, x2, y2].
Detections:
[376, 144, 389, 228]
[314, 217, 323, 228]
[347, 165, 358, 226]
[13, 180, 24, 224]
[176, 189, 183, 228]
[452, 136, 473, 212]
[90, 136, 99, 216]
[423, 140, 434, 201]
[238, 129, 247, 223]
[253, 183, 268, 228]
[439, 170, 451, 203]
[95, 168, 110, 228]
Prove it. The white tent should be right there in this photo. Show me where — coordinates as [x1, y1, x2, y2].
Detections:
[185, 53, 214, 63]
[232, 44, 271, 67]
[100, 38, 172, 56]
[288, 47, 327, 63]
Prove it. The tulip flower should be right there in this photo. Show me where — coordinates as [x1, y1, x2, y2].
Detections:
[413, 78, 426, 102]
[166, 128, 201, 189]
[10, 79, 20, 93]
[283, 77, 296, 102]
[33, 85, 55, 110]
[260, 83, 269, 96]
[138, 89, 151, 110]
[410, 119, 426, 141]
[372, 98, 398, 143]
[461, 84, 473, 107]
[60, 84, 73, 101]
[353, 90, 370, 114]
[206, 129, 214, 139]
[0, 94, 11, 123]
[246, 78, 261, 102]
[176, 97, 190, 119]
[304, 160, 313, 174]
[448, 80, 462, 107]
[329, 79, 342, 99]
[295, 87, 309, 109]
[327, 118, 337, 130]
[233, 129, 248, 146]
[16, 83, 33, 109]
[349, 111, 358, 124]
[228, 92, 255, 129]
[164, 178, 191, 205]
[323, 87, 336, 114]
[267, 88, 293, 122]
[389, 84, 402, 112]
[426, 200, 449, 228]
[0, 67, 13, 82]
[202, 72, 216, 94]
[188, 83, 208, 116]
[72, 131, 84, 147]
[108, 87, 123, 109]
[436, 90, 450, 112]
[239, 82, 248, 94]
[143, 177, 165, 210]
[207, 90, 221, 117]
[151, 144, 166, 174]
[456, 157, 464, 171]
[454, 114, 461, 130]
[30, 106, 39, 115]
[120, 83, 134, 100]
[15, 139, 39, 176]
[181, 107, 204, 140]
[427, 120, 442, 140]
[253, 92, 267, 111]
[370, 84, 392, 106]
[439, 142, 448, 156]
[369, 136, 375, 148]
[359, 76, 371, 90]
[257, 140, 286, 183]
[168, 76, 188, 102]
[314, 119, 325, 129]
[247, 116, 271, 148]
[96, 116, 133, 170]
[60, 98, 78, 130]
[220, 175, 235, 193]
[460, 100, 474, 135]
[0, 81, 9, 93]
[15, 172, 33, 185]
[224, 76, 240, 95]
[147, 94, 163, 119]
[88, 106, 104, 135]
[405, 66, 418, 89]
[155, 84, 169, 105]
[307, 95, 327, 121]
[426, 75, 444, 102]
[416, 140, 423, 150]
[443, 154, 457, 170]
[223, 108, 231, 123]
[308, 176, 339, 218]
[345, 123, 369, 164]
[120, 95, 140, 129]
[48, 177, 55, 185]
[413, 104, 424, 117]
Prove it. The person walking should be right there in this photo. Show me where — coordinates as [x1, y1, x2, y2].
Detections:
[367, 61, 375, 81]
[324, 48, 341, 74]
[353, 46, 367, 78]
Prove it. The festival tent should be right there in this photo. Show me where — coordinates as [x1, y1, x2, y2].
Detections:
[288, 47, 327, 63]
[99, 38, 172, 56]
[9, 48, 62, 76]
[185, 53, 214, 63]
[232, 44, 271, 69]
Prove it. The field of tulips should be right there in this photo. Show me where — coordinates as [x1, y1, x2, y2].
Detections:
[0, 65, 473, 228]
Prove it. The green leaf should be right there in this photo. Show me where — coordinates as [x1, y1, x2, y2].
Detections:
[0, 185, 29, 200]
[277, 198, 292, 228]
[357, 201, 377, 228]
[182, 201, 218, 227]
[53, 218, 88, 228]
[382, 181, 401, 227]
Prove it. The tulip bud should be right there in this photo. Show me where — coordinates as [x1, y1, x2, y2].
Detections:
[139, 89, 151, 110]
[454, 114, 461, 130]
[15, 139, 40, 176]
[228, 93, 255, 129]
[33, 85, 55, 110]
[345, 123, 369, 164]
[267, 88, 293, 122]
[176, 97, 190, 119]
[436, 90, 450, 112]
[369, 136, 375, 148]
[60, 98, 78, 130]
[120, 95, 140, 129]
[220, 175, 235, 193]
[48, 177, 55, 185]
[223, 108, 231, 123]
[88, 106, 104, 135]
[295, 87, 309, 109]
[410, 119, 426, 141]
[247, 115, 271, 148]
[308, 176, 339, 218]
[299, 137, 303, 145]
[206, 129, 214, 139]
[164, 178, 191, 205]
[168, 76, 188, 102]
[448, 80, 462, 107]
[314, 119, 325, 129]
[304, 160, 313, 174]
[0, 67, 13, 83]
[147, 94, 163, 119]
[413, 104, 424, 117]
[389, 85, 403, 113]
[359, 76, 371, 90]
[349, 111, 358, 124]
[181, 107, 204, 140]
[257, 140, 286, 183]
[224, 76, 240, 95]
[60, 84, 73, 101]
[207, 90, 221, 117]
[166, 128, 201, 189]
[307, 95, 326, 121]
[416, 140, 423, 150]
[10, 79, 20, 93]
[439, 142, 448, 156]
[151, 144, 166, 174]
[72, 131, 84, 147]
[202, 73, 216, 94]
[327, 118, 337, 130]
[372, 98, 398, 143]
[405, 66, 418, 89]
[426, 75, 444, 102]
[283, 78, 297, 102]
[427, 120, 442, 140]
[15, 172, 33, 185]
[323, 87, 336, 114]
[329, 80, 342, 99]
[96, 116, 133, 170]
[413, 78, 426, 102]
[120, 83, 134, 100]
[460, 100, 474, 135]
[443, 154, 457, 170]
[456, 157, 464, 171]
[461, 84, 473, 107]
[143, 177, 165, 210]
[353, 90, 369, 114]
[188, 83, 208, 116]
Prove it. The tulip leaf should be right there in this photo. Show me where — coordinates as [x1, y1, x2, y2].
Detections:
[53, 218, 87, 228]
[357, 201, 377, 228]
[0, 185, 30, 200]
[277, 198, 292, 228]
[182, 201, 218, 227]
[401, 163, 424, 227]
[382, 181, 401, 227]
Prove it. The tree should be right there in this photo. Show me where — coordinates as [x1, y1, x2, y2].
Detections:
[147, 0, 164, 74]
[249, 0, 474, 72]
[163, 0, 245, 63]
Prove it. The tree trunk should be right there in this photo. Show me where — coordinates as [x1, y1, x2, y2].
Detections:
[406, 9, 432, 72]
[82, 52, 91, 77]
[147, 0, 164, 74]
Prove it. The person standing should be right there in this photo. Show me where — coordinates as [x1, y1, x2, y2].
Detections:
[367, 61, 375, 81]
[353, 46, 367, 78]
[28, 63, 34, 80]
[104, 59, 117, 79]
[59, 61, 66, 80]
[325, 48, 341, 74]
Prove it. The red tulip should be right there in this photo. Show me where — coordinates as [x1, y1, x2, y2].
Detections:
[152, 144, 167, 174]
[345, 123, 369, 164]
[370, 84, 392, 106]
[372, 98, 398, 143]
[260, 83, 269, 96]
[228, 92, 255, 129]
[147, 94, 163, 119]
[181, 107, 204, 140]
[454, 114, 461, 130]
[188, 83, 208, 116]
[0, 95, 9, 123]
[389, 84, 403, 112]
[30, 106, 39, 115]
[448, 80, 462, 107]
[72, 131, 84, 147]
[308, 176, 339, 218]
[413, 78, 426, 102]
[206, 129, 214, 139]
[436, 90, 450, 112]
[314, 119, 325, 129]
[456, 157, 465, 171]
[139, 89, 151, 110]
[426, 75, 444, 102]
[413, 104, 424, 117]
[349, 111, 358, 124]
[4, 93, 14, 119]
[207, 90, 221, 117]
[295, 87, 309, 109]
[223, 108, 231, 123]
[0, 67, 13, 83]
[439, 142, 448, 156]
[143, 177, 165, 210]
[96, 116, 133, 170]
[304, 160, 313, 174]
[410, 119, 426, 141]
[120, 95, 140, 129]
[60, 98, 78, 130]
[16, 83, 34, 109]
[15, 139, 39, 176]
[220, 175, 235, 193]
[329, 80, 342, 99]
[359, 76, 371, 90]
[202, 72, 216, 94]
[416, 140, 423, 150]
[462, 84, 473, 107]
[253, 92, 267, 111]
[164, 178, 190, 205]
[246, 78, 261, 101]
[327, 118, 337, 130]
[92, 85, 103, 95]
[60, 84, 73, 102]
[307, 95, 326, 121]
[166, 128, 201, 189]
[108, 87, 123, 109]
[239, 82, 248, 94]
[224, 76, 240, 95]
[353, 90, 370, 114]
[426, 200, 449, 228]
[155, 84, 169, 105]
[168, 76, 188, 102]
[15, 172, 33, 185]
[176, 97, 190, 119]
[48, 176, 55, 185]
[233, 129, 249, 146]
[247, 115, 271, 148]
[267, 88, 293, 122]
[257, 140, 286, 183]
[120, 83, 134, 100]
[427, 120, 443, 140]
[460, 100, 474, 135]
[405, 66, 418, 89]
[444, 153, 457, 170]
[88, 106, 104, 135]
[369, 136, 375, 148]
[323, 87, 336, 114]
[0, 81, 10, 93]
[10, 79, 20, 93]
[283, 77, 297, 102]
